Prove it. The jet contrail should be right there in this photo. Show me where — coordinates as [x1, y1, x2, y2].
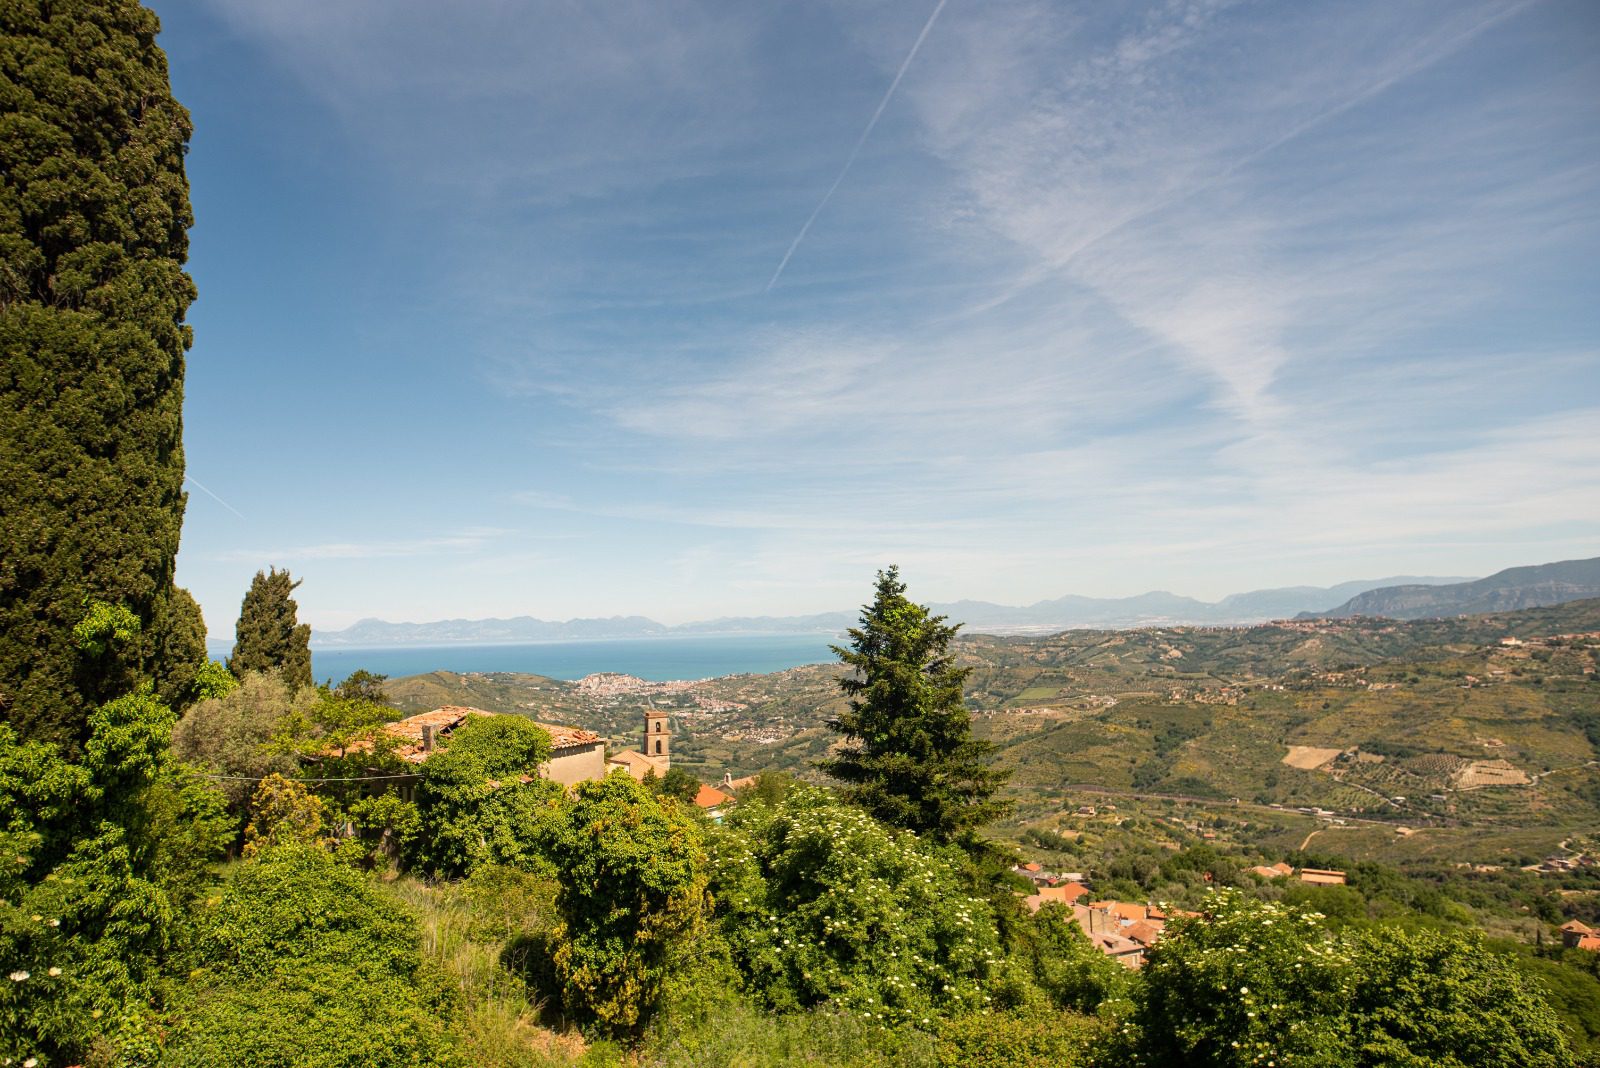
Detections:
[185, 474, 246, 520]
[765, 0, 949, 292]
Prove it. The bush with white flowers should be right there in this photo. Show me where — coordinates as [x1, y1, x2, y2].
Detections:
[709, 785, 1002, 1023]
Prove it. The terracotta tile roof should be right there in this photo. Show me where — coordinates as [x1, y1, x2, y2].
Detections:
[693, 784, 731, 809]
[1022, 862, 1043, 872]
[528, 719, 603, 750]
[1560, 920, 1595, 934]
[1577, 935, 1600, 952]
[337, 706, 496, 764]
[1298, 868, 1347, 886]
[1035, 883, 1089, 905]
[1125, 920, 1163, 946]
[1088, 932, 1145, 968]
[343, 706, 600, 765]
[1095, 901, 1149, 923]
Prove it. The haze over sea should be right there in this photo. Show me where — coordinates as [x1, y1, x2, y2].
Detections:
[205, 634, 844, 684]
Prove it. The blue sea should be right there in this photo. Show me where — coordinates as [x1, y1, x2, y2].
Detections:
[208, 633, 843, 684]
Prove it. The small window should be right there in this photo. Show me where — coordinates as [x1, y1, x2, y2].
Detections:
[654, 739, 662, 755]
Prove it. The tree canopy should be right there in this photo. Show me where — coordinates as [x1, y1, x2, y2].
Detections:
[0, 0, 203, 747]
[818, 567, 1009, 844]
[229, 568, 313, 690]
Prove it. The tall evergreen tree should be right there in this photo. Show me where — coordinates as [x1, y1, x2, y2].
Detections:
[229, 568, 313, 690]
[0, 0, 203, 746]
[817, 566, 1009, 844]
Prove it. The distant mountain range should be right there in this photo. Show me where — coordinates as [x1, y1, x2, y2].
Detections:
[1309, 556, 1600, 620]
[307, 573, 1487, 648]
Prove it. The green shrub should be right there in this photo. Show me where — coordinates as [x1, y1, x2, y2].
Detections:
[646, 999, 939, 1068]
[548, 774, 708, 1036]
[936, 1009, 1098, 1068]
[1128, 889, 1575, 1068]
[412, 715, 563, 877]
[709, 784, 1003, 1024]
[166, 844, 466, 1066]
[1016, 903, 1132, 1014]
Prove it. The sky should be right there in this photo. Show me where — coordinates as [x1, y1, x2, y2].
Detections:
[159, 0, 1600, 634]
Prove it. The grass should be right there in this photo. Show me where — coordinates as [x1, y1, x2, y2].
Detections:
[377, 870, 611, 1068]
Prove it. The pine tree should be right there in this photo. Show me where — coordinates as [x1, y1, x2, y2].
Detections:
[0, 0, 203, 746]
[817, 566, 1009, 844]
[229, 568, 313, 690]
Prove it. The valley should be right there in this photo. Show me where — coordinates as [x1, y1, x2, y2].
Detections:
[382, 597, 1600, 868]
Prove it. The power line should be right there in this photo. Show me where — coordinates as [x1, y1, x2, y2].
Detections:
[193, 771, 421, 783]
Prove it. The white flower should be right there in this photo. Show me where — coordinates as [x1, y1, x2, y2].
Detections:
[8, 971, 27, 982]
[48, 967, 62, 977]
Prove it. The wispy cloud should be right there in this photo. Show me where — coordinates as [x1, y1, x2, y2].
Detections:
[172, 0, 1599, 625]
[214, 529, 506, 563]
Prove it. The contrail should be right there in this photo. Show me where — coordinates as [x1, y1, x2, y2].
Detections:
[185, 474, 246, 520]
[765, 0, 949, 292]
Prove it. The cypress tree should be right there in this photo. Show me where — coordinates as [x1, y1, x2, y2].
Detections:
[229, 568, 313, 690]
[0, 0, 203, 746]
[818, 566, 1010, 844]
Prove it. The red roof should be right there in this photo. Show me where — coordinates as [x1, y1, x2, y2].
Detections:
[340, 706, 601, 765]
[693, 783, 731, 809]
[1022, 862, 1043, 872]
[1577, 935, 1600, 952]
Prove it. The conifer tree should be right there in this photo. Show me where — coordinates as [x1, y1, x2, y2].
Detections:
[229, 568, 313, 690]
[0, 0, 203, 746]
[818, 566, 1009, 844]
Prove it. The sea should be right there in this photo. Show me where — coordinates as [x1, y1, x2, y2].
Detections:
[208, 633, 844, 684]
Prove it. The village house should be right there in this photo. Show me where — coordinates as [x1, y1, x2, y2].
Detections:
[693, 782, 733, 822]
[341, 705, 608, 786]
[1021, 882, 1090, 911]
[1020, 894, 1203, 969]
[1297, 867, 1348, 886]
[1249, 862, 1294, 880]
[1560, 920, 1600, 952]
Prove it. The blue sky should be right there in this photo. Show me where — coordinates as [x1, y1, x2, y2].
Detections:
[160, 0, 1600, 633]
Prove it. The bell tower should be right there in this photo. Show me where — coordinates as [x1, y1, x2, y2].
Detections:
[645, 708, 670, 768]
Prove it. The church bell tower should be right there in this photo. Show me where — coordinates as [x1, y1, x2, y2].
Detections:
[645, 708, 670, 768]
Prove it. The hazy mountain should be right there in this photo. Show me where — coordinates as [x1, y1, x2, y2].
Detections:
[317, 615, 670, 647]
[307, 575, 1471, 646]
[1315, 556, 1600, 620]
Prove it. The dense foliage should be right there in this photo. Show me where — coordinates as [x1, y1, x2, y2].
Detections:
[165, 843, 466, 1067]
[710, 784, 1004, 1023]
[0, 674, 228, 1064]
[170, 669, 308, 810]
[0, 0, 202, 747]
[1128, 890, 1573, 1068]
[229, 568, 313, 689]
[412, 714, 561, 877]
[819, 567, 1009, 844]
[549, 774, 709, 1036]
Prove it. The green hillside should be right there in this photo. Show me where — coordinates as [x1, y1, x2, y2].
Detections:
[383, 599, 1600, 865]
